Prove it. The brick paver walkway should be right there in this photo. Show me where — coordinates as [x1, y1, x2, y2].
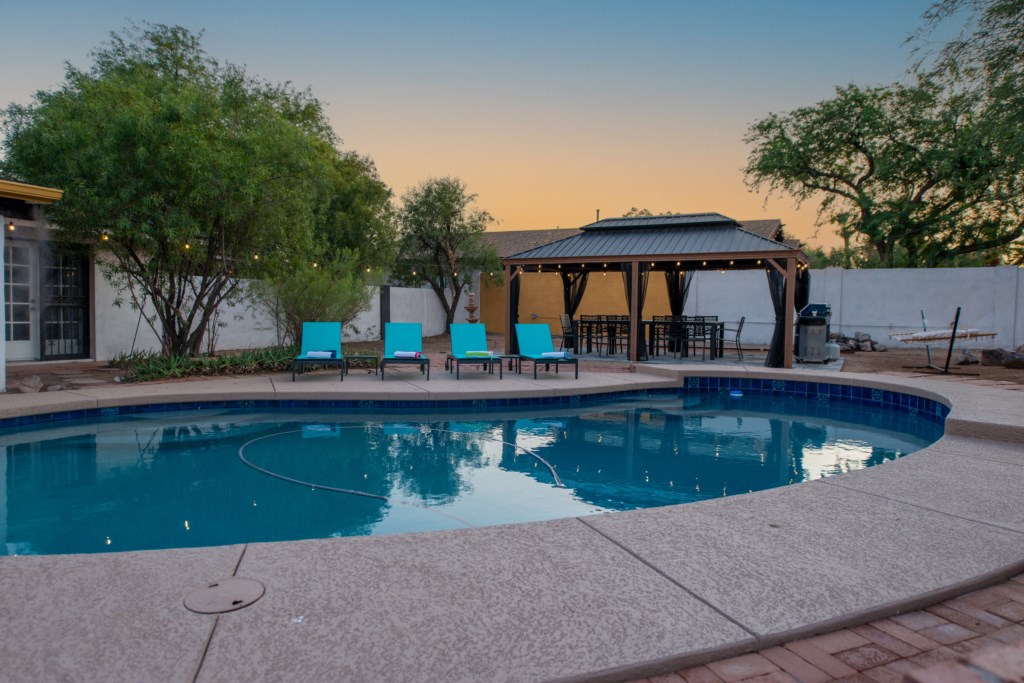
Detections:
[630, 573, 1024, 683]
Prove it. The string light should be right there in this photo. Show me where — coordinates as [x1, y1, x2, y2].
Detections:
[100, 231, 110, 242]
[5, 220, 14, 232]
[184, 243, 191, 250]
[312, 262, 318, 268]
[253, 254, 259, 261]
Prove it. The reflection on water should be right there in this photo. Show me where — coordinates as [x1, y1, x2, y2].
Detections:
[1, 394, 942, 555]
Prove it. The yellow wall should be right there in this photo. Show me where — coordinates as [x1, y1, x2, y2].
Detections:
[479, 272, 672, 335]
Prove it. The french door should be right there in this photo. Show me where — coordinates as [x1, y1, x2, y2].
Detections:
[4, 242, 38, 360]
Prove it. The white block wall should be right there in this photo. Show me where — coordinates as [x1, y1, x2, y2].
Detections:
[683, 266, 1022, 348]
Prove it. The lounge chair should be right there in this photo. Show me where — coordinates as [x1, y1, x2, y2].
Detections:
[515, 323, 579, 379]
[291, 321, 345, 381]
[381, 322, 430, 380]
[446, 323, 502, 379]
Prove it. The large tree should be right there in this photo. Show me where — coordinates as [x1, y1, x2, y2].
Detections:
[745, 0, 1024, 268]
[393, 177, 500, 329]
[744, 78, 1022, 267]
[1, 24, 364, 354]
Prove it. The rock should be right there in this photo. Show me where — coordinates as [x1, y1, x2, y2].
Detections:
[982, 348, 1008, 366]
[19, 375, 43, 393]
[1004, 353, 1024, 370]
[873, 344, 887, 352]
[45, 385, 64, 392]
[854, 332, 872, 342]
[1016, 344, 1024, 354]
[957, 349, 979, 365]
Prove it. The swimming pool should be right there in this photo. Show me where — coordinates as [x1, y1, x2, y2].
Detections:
[0, 382, 945, 556]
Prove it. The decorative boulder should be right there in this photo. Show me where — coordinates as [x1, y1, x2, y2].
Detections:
[1004, 353, 1024, 370]
[19, 375, 43, 393]
[981, 348, 1008, 366]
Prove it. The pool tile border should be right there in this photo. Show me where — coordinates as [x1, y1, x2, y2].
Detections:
[0, 377, 949, 432]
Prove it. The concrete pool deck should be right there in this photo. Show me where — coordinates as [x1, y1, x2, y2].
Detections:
[0, 365, 1022, 682]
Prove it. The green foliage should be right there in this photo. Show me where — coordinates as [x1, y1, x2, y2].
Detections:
[1, 23, 387, 354]
[744, 78, 1022, 267]
[746, 1, 1024, 268]
[320, 153, 398, 270]
[393, 177, 501, 328]
[110, 345, 296, 383]
[249, 250, 375, 345]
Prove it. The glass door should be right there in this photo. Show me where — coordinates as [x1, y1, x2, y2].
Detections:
[41, 252, 90, 360]
[4, 242, 38, 361]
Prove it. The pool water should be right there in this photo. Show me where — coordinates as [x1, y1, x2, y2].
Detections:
[0, 393, 943, 555]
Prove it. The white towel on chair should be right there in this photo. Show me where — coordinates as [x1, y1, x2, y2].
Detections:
[393, 351, 422, 358]
[541, 351, 569, 359]
[306, 350, 336, 359]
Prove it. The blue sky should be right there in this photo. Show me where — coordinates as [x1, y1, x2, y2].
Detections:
[2, 1, 954, 244]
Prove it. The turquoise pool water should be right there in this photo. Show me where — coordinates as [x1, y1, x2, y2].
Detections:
[1, 392, 943, 555]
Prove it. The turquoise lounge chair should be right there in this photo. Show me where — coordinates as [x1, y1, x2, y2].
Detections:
[381, 322, 430, 380]
[292, 322, 345, 381]
[515, 323, 579, 379]
[446, 323, 502, 379]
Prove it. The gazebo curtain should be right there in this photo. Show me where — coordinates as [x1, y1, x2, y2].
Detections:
[665, 270, 694, 316]
[764, 266, 786, 368]
[560, 271, 589, 318]
[796, 267, 810, 313]
[509, 270, 521, 354]
[621, 263, 650, 319]
[764, 264, 808, 368]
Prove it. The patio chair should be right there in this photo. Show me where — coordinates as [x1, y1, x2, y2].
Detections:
[723, 316, 745, 361]
[381, 322, 430, 380]
[558, 314, 577, 352]
[446, 323, 502, 379]
[515, 323, 579, 379]
[291, 321, 345, 381]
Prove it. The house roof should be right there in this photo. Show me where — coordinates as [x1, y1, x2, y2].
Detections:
[0, 179, 63, 204]
[503, 213, 799, 264]
[483, 228, 582, 258]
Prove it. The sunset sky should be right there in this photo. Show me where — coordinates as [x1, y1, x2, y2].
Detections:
[3, 0, 951, 246]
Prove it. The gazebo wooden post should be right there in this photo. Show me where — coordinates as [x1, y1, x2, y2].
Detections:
[783, 257, 796, 369]
[629, 260, 640, 362]
[503, 264, 513, 354]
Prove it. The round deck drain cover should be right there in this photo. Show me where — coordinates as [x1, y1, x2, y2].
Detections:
[184, 578, 265, 614]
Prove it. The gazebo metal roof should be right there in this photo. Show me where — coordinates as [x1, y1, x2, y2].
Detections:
[505, 220, 793, 262]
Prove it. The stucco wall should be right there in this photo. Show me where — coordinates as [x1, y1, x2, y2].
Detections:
[387, 279, 474, 337]
[92, 264, 382, 359]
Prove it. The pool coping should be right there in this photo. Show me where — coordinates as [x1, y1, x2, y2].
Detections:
[1, 366, 1023, 683]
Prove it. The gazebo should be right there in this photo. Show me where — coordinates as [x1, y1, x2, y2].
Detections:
[501, 213, 809, 368]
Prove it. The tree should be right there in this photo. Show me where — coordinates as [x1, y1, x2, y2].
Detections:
[393, 177, 500, 329]
[320, 152, 398, 270]
[249, 250, 375, 345]
[1, 24, 352, 354]
[744, 79, 1023, 267]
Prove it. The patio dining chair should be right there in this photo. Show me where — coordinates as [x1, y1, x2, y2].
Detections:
[723, 316, 745, 361]
[558, 314, 577, 353]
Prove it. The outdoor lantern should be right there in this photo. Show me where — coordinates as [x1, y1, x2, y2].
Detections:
[100, 231, 109, 242]
[5, 220, 14, 232]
